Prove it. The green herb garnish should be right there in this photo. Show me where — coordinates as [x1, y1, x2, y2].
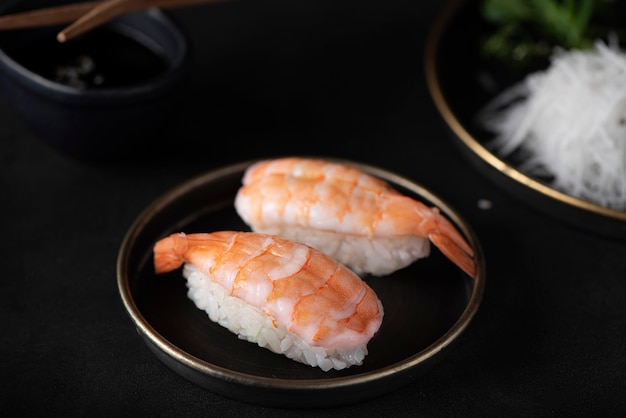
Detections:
[480, 0, 615, 68]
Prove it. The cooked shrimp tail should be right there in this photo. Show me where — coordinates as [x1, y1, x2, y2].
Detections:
[427, 209, 476, 279]
[385, 195, 476, 279]
[153, 232, 189, 274]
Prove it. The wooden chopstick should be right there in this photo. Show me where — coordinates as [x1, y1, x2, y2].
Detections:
[0, 2, 104, 30]
[57, 0, 141, 42]
[0, 0, 229, 41]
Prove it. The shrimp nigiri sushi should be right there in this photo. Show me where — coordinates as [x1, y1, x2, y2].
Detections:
[153, 230, 384, 371]
[234, 157, 476, 278]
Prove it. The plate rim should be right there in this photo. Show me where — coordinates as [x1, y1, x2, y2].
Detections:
[116, 158, 486, 406]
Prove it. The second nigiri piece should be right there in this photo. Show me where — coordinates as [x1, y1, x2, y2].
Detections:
[154, 230, 384, 371]
[234, 157, 476, 278]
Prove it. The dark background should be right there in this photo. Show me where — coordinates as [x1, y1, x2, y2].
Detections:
[2, 0, 625, 416]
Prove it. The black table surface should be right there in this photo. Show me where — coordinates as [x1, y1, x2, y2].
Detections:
[2, 1, 626, 416]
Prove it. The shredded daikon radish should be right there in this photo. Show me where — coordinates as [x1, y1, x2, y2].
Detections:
[477, 40, 626, 210]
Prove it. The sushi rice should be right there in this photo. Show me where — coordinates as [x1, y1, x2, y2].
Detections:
[183, 263, 369, 372]
[255, 226, 431, 276]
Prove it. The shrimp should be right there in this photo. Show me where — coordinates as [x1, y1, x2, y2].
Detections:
[234, 157, 476, 279]
[153, 231, 383, 370]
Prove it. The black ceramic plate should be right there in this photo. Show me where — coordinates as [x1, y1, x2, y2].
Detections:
[425, 0, 626, 240]
[116, 158, 485, 408]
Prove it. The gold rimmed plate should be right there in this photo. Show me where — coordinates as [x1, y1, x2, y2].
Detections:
[116, 158, 485, 408]
[425, 0, 626, 240]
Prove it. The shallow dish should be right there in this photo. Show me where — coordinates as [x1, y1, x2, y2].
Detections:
[425, 0, 626, 240]
[116, 158, 485, 408]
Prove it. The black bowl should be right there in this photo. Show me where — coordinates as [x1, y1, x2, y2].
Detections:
[425, 0, 626, 241]
[0, 7, 191, 161]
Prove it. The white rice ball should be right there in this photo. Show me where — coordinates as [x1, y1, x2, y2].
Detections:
[182, 263, 369, 371]
[254, 226, 431, 276]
